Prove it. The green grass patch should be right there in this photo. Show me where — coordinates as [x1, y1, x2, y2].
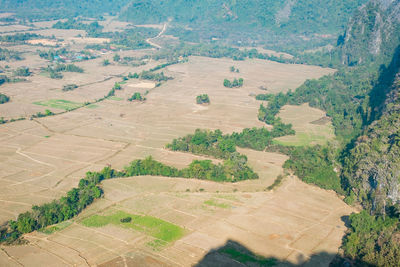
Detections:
[40, 221, 72, 235]
[33, 99, 83, 110]
[81, 211, 184, 242]
[204, 199, 230, 209]
[273, 132, 330, 147]
[108, 96, 123, 101]
[86, 104, 99, 109]
[219, 245, 277, 266]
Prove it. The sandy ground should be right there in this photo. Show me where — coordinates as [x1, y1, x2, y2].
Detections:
[0, 44, 348, 266]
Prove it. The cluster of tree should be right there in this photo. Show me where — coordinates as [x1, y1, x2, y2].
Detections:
[230, 66, 239, 73]
[53, 19, 103, 37]
[128, 92, 145, 102]
[125, 156, 257, 182]
[166, 129, 262, 180]
[231, 126, 294, 151]
[0, 93, 10, 104]
[196, 94, 210, 105]
[0, 165, 111, 243]
[130, 70, 172, 82]
[54, 64, 84, 73]
[0, 48, 22, 61]
[149, 58, 187, 72]
[108, 28, 157, 50]
[151, 43, 292, 63]
[167, 127, 295, 158]
[43, 64, 83, 79]
[257, 92, 290, 125]
[0, 117, 25, 125]
[0, 33, 43, 43]
[0, 153, 261, 243]
[31, 109, 54, 119]
[267, 144, 343, 193]
[13, 67, 31, 77]
[223, 78, 244, 88]
[113, 82, 121, 90]
[0, 75, 26, 86]
[342, 210, 400, 266]
[62, 84, 78, 92]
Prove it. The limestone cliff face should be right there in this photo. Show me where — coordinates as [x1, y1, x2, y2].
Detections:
[339, 0, 400, 65]
[343, 54, 400, 212]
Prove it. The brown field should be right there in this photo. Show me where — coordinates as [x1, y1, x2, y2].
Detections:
[26, 39, 60, 46]
[0, 25, 352, 266]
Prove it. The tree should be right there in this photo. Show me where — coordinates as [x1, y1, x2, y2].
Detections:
[14, 67, 31, 77]
[196, 94, 210, 104]
[102, 59, 110, 66]
[113, 82, 121, 90]
[0, 93, 10, 104]
[128, 92, 144, 101]
[62, 84, 78, 91]
[113, 54, 120, 62]
[223, 79, 232, 88]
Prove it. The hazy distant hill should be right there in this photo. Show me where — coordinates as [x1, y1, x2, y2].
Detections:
[0, 0, 367, 48]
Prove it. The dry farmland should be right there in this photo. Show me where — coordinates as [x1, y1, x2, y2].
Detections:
[0, 22, 352, 266]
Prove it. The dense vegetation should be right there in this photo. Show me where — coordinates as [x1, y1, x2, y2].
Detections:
[130, 70, 172, 82]
[196, 94, 210, 105]
[118, 0, 367, 48]
[13, 67, 31, 77]
[128, 92, 144, 102]
[341, 211, 400, 266]
[0, 93, 10, 104]
[0, 0, 131, 20]
[62, 84, 78, 92]
[42, 64, 84, 79]
[0, 33, 43, 43]
[223, 78, 243, 88]
[53, 19, 103, 37]
[166, 127, 295, 179]
[0, 48, 22, 61]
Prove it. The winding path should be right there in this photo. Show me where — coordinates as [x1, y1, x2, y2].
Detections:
[146, 23, 167, 49]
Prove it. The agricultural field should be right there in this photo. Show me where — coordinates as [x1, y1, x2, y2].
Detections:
[0, 18, 350, 266]
[273, 104, 335, 146]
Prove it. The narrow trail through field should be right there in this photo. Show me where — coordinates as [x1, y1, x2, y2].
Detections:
[0, 247, 24, 266]
[146, 23, 167, 49]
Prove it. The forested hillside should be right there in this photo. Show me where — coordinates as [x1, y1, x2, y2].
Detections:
[0, 0, 131, 19]
[0, 0, 366, 48]
[253, 0, 400, 264]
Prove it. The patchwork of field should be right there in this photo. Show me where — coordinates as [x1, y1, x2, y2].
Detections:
[1, 175, 354, 266]
[0, 35, 347, 266]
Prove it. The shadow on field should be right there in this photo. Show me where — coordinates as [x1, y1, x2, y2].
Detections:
[194, 239, 361, 267]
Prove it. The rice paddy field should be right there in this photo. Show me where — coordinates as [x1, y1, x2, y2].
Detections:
[0, 19, 353, 266]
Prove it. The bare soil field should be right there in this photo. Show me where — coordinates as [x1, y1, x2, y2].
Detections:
[0, 47, 349, 266]
[0, 53, 158, 118]
[26, 39, 59, 46]
[1, 175, 354, 266]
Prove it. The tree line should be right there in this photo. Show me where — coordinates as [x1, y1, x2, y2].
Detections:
[0, 155, 260, 244]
